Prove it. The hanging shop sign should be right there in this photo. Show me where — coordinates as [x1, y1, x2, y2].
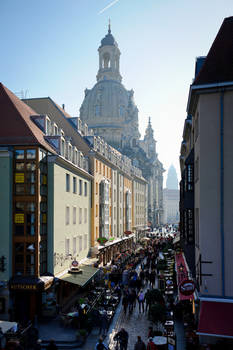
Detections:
[179, 279, 195, 296]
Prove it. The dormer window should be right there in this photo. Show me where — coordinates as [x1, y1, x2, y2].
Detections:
[46, 117, 51, 135]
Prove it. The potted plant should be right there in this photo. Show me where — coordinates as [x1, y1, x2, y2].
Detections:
[97, 237, 108, 245]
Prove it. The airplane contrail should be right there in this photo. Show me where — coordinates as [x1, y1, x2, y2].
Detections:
[98, 0, 121, 14]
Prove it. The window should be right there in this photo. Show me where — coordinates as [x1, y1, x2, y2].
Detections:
[79, 208, 82, 224]
[73, 177, 77, 193]
[66, 174, 70, 192]
[66, 206, 70, 225]
[84, 234, 88, 250]
[96, 205, 98, 217]
[73, 207, 76, 224]
[84, 182, 87, 196]
[84, 208, 87, 223]
[79, 236, 82, 252]
[96, 160, 98, 172]
[73, 237, 77, 256]
[95, 105, 100, 116]
[15, 149, 24, 159]
[79, 179, 82, 195]
[26, 149, 36, 159]
[65, 238, 70, 256]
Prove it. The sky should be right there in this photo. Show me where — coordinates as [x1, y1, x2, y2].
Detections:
[1, 0, 233, 186]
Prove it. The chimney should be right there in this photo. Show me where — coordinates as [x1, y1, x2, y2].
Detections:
[62, 104, 65, 110]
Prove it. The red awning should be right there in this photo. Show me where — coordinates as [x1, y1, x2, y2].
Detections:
[197, 300, 233, 338]
[175, 252, 194, 301]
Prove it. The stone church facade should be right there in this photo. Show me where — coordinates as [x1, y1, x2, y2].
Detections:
[80, 25, 164, 227]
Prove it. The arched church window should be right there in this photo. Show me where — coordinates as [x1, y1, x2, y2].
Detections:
[119, 105, 125, 116]
[103, 53, 110, 68]
[95, 105, 100, 116]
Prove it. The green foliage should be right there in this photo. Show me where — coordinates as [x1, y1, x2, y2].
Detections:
[149, 303, 166, 323]
[146, 289, 165, 305]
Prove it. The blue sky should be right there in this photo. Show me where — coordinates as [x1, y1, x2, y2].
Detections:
[1, 0, 233, 185]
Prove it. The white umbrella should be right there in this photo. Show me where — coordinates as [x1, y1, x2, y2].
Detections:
[152, 336, 167, 345]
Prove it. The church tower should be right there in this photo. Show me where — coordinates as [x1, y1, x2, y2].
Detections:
[96, 22, 122, 83]
[143, 117, 157, 160]
[79, 24, 140, 150]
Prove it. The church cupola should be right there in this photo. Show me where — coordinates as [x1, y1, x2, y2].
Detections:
[97, 22, 122, 82]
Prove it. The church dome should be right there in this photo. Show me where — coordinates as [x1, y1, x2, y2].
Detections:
[100, 31, 118, 47]
[80, 79, 137, 126]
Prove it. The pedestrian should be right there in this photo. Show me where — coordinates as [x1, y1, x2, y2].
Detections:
[99, 310, 109, 337]
[134, 336, 146, 350]
[137, 290, 145, 313]
[147, 338, 157, 350]
[46, 339, 58, 350]
[95, 336, 109, 350]
[114, 328, 129, 350]
[147, 327, 154, 338]
[122, 294, 128, 314]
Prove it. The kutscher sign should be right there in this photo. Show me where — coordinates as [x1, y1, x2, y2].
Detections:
[179, 279, 195, 296]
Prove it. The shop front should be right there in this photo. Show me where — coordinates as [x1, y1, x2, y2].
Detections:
[9, 275, 54, 323]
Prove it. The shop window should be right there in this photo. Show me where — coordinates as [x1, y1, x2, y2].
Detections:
[26, 162, 36, 171]
[15, 202, 24, 211]
[27, 202, 35, 211]
[26, 149, 36, 159]
[15, 150, 24, 159]
[26, 225, 35, 235]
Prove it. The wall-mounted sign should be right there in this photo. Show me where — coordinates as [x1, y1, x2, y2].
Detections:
[15, 213, 24, 224]
[179, 279, 195, 296]
[71, 260, 79, 268]
[10, 284, 37, 290]
[15, 173, 24, 183]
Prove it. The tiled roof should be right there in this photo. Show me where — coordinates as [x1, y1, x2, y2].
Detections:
[194, 17, 233, 85]
[0, 83, 55, 153]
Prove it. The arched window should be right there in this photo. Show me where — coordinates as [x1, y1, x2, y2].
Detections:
[103, 53, 110, 68]
[119, 105, 125, 116]
[95, 105, 100, 116]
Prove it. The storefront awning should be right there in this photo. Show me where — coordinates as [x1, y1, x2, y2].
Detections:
[0, 320, 17, 334]
[59, 265, 99, 287]
[197, 300, 233, 338]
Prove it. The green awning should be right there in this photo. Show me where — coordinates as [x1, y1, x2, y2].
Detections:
[59, 265, 99, 287]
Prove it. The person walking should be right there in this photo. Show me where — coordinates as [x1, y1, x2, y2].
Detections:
[122, 293, 129, 315]
[137, 290, 145, 313]
[114, 328, 129, 350]
[99, 310, 109, 337]
[95, 336, 109, 350]
[134, 336, 146, 350]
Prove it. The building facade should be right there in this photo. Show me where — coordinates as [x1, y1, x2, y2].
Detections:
[79, 26, 164, 228]
[180, 17, 233, 345]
